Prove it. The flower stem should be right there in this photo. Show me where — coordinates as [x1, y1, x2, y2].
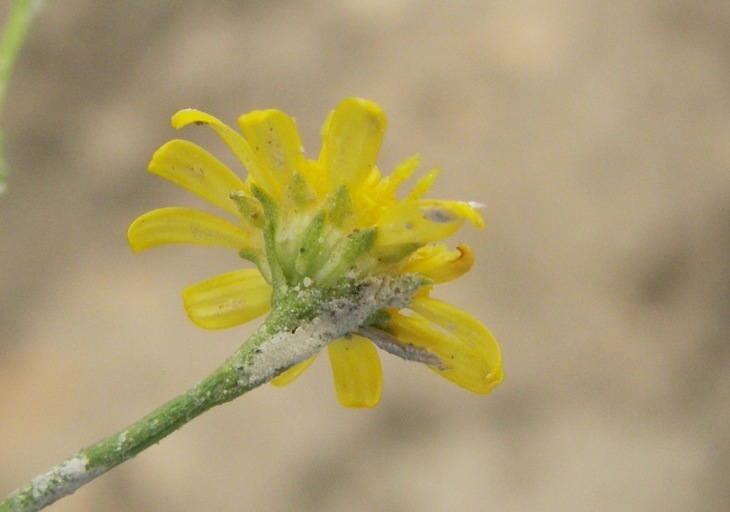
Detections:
[0, 0, 46, 192]
[0, 273, 424, 512]
[0, 324, 270, 512]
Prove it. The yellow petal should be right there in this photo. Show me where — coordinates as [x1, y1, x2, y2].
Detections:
[148, 139, 247, 217]
[403, 244, 475, 283]
[171, 109, 278, 196]
[319, 98, 386, 191]
[270, 355, 317, 386]
[127, 207, 253, 252]
[327, 335, 383, 408]
[404, 167, 440, 202]
[371, 155, 421, 207]
[376, 201, 464, 247]
[382, 154, 421, 197]
[238, 109, 305, 194]
[183, 269, 271, 329]
[410, 296, 501, 366]
[419, 199, 485, 229]
[387, 312, 503, 394]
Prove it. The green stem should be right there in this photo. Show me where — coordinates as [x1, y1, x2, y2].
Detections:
[0, 320, 272, 512]
[0, 273, 424, 512]
[0, 0, 46, 192]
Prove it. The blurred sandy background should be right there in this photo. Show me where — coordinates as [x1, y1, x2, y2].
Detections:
[1, 1, 729, 511]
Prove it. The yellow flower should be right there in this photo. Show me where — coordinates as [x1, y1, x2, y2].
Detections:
[128, 98, 502, 407]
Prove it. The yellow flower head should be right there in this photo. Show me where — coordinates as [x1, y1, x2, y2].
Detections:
[128, 98, 502, 407]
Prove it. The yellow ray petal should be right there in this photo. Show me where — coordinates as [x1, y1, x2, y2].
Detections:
[319, 98, 386, 191]
[403, 244, 474, 283]
[404, 167, 440, 202]
[376, 201, 465, 247]
[387, 312, 503, 394]
[372, 155, 421, 204]
[270, 355, 317, 386]
[127, 207, 253, 252]
[148, 139, 247, 217]
[183, 269, 272, 329]
[327, 336, 383, 408]
[171, 109, 278, 196]
[381, 154, 421, 197]
[419, 199, 485, 229]
[238, 109, 305, 194]
[410, 296, 501, 366]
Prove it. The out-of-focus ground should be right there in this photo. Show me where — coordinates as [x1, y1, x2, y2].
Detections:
[1, 1, 729, 511]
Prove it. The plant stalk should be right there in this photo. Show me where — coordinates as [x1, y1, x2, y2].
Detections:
[0, 0, 47, 192]
[0, 273, 423, 512]
[0, 321, 271, 512]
